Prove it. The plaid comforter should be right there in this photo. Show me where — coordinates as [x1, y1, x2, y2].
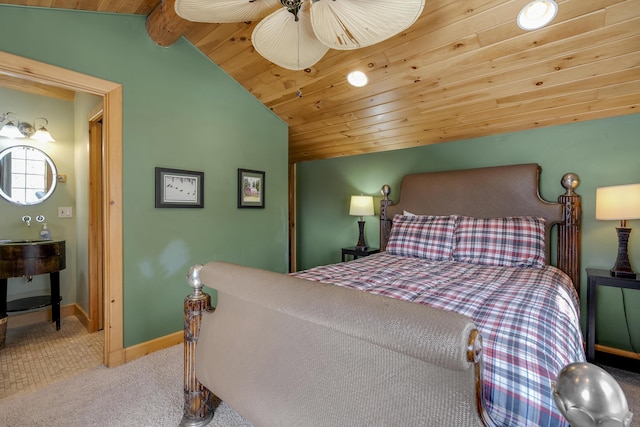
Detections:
[292, 253, 585, 427]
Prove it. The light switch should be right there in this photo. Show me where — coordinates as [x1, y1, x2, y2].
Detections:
[58, 207, 73, 218]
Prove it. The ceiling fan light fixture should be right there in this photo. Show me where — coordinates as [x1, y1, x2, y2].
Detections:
[252, 2, 329, 70]
[517, 0, 558, 30]
[176, 0, 426, 70]
[347, 71, 368, 87]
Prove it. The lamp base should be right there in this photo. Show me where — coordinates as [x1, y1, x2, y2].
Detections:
[355, 220, 367, 250]
[610, 270, 637, 279]
[610, 227, 636, 279]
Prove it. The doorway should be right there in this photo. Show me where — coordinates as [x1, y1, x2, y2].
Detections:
[0, 51, 125, 367]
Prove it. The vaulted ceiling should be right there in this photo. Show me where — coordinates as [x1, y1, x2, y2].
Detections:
[2, 0, 639, 163]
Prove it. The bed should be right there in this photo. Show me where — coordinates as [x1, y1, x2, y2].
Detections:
[180, 163, 585, 427]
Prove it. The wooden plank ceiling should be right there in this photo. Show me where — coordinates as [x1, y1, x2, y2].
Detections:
[1, 0, 639, 163]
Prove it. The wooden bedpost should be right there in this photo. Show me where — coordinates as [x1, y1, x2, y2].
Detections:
[180, 264, 217, 427]
[380, 184, 393, 251]
[557, 173, 582, 293]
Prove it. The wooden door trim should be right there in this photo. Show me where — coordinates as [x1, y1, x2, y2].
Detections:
[0, 51, 125, 367]
[88, 108, 104, 333]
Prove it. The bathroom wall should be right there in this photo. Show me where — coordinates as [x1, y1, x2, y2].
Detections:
[73, 92, 103, 313]
[0, 87, 78, 308]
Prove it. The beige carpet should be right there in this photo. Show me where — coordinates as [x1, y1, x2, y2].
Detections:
[1, 317, 638, 426]
[0, 344, 251, 427]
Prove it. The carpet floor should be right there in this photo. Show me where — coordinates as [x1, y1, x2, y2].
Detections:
[1, 317, 639, 426]
[0, 344, 251, 427]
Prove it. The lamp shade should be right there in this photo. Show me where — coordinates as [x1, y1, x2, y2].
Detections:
[349, 195, 374, 216]
[0, 122, 25, 139]
[596, 184, 640, 221]
[32, 127, 55, 142]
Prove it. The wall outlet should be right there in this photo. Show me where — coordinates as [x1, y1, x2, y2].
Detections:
[58, 207, 73, 218]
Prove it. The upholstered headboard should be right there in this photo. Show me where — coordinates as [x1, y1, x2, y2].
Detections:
[379, 164, 581, 290]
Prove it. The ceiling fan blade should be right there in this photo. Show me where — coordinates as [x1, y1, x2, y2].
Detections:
[310, 0, 425, 50]
[175, 0, 280, 23]
[252, 4, 330, 70]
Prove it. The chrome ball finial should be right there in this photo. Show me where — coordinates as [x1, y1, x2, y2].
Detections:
[381, 184, 391, 199]
[561, 173, 580, 195]
[186, 264, 204, 297]
[553, 362, 633, 427]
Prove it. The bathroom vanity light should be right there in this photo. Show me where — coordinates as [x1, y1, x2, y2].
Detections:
[0, 112, 25, 139]
[31, 118, 55, 142]
[0, 113, 55, 141]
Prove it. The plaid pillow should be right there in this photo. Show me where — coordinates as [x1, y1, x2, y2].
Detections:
[453, 216, 546, 268]
[386, 215, 457, 260]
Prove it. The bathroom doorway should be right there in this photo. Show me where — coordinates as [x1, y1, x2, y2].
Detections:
[0, 51, 124, 367]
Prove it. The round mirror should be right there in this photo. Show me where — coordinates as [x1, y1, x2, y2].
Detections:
[0, 145, 57, 206]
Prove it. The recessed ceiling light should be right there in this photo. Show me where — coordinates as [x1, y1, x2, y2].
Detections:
[517, 0, 558, 31]
[347, 71, 368, 87]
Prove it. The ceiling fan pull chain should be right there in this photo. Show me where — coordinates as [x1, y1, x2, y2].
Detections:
[296, 4, 302, 98]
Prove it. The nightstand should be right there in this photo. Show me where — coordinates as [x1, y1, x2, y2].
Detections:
[341, 247, 380, 262]
[585, 268, 640, 362]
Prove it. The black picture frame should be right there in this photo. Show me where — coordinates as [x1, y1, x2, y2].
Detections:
[155, 167, 204, 208]
[237, 168, 265, 209]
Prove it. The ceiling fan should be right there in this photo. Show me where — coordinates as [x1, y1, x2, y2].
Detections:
[174, 0, 426, 70]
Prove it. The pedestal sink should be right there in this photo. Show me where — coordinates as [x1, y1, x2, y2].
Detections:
[0, 240, 66, 349]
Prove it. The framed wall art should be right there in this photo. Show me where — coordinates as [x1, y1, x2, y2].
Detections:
[155, 167, 204, 208]
[237, 168, 265, 209]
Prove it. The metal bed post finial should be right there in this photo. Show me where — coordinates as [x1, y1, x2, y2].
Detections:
[381, 184, 391, 200]
[180, 264, 216, 427]
[380, 184, 393, 251]
[558, 173, 581, 292]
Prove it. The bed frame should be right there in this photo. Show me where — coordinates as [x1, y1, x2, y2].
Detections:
[179, 163, 582, 427]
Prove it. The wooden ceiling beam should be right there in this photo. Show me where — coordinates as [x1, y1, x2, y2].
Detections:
[146, 0, 192, 47]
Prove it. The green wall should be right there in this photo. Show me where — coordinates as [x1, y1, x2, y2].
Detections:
[0, 6, 289, 346]
[297, 113, 640, 353]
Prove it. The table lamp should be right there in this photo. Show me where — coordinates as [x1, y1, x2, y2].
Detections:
[349, 195, 374, 250]
[595, 183, 640, 278]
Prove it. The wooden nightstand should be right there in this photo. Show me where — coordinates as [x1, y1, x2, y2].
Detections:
[341, 247, 380, 262]
[585, 268, 640, 362]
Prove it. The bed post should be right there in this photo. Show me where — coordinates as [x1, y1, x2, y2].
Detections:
[380, 184, 392, 251]
[557, 173, 582, 293]
[180, 264, 217, 427]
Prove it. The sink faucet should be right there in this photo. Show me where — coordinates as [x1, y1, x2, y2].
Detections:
[21, 215, 31, 227]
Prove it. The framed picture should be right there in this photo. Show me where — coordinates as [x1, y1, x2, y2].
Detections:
[155, 167, 204, 208]
[237, 168, 265, 208]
